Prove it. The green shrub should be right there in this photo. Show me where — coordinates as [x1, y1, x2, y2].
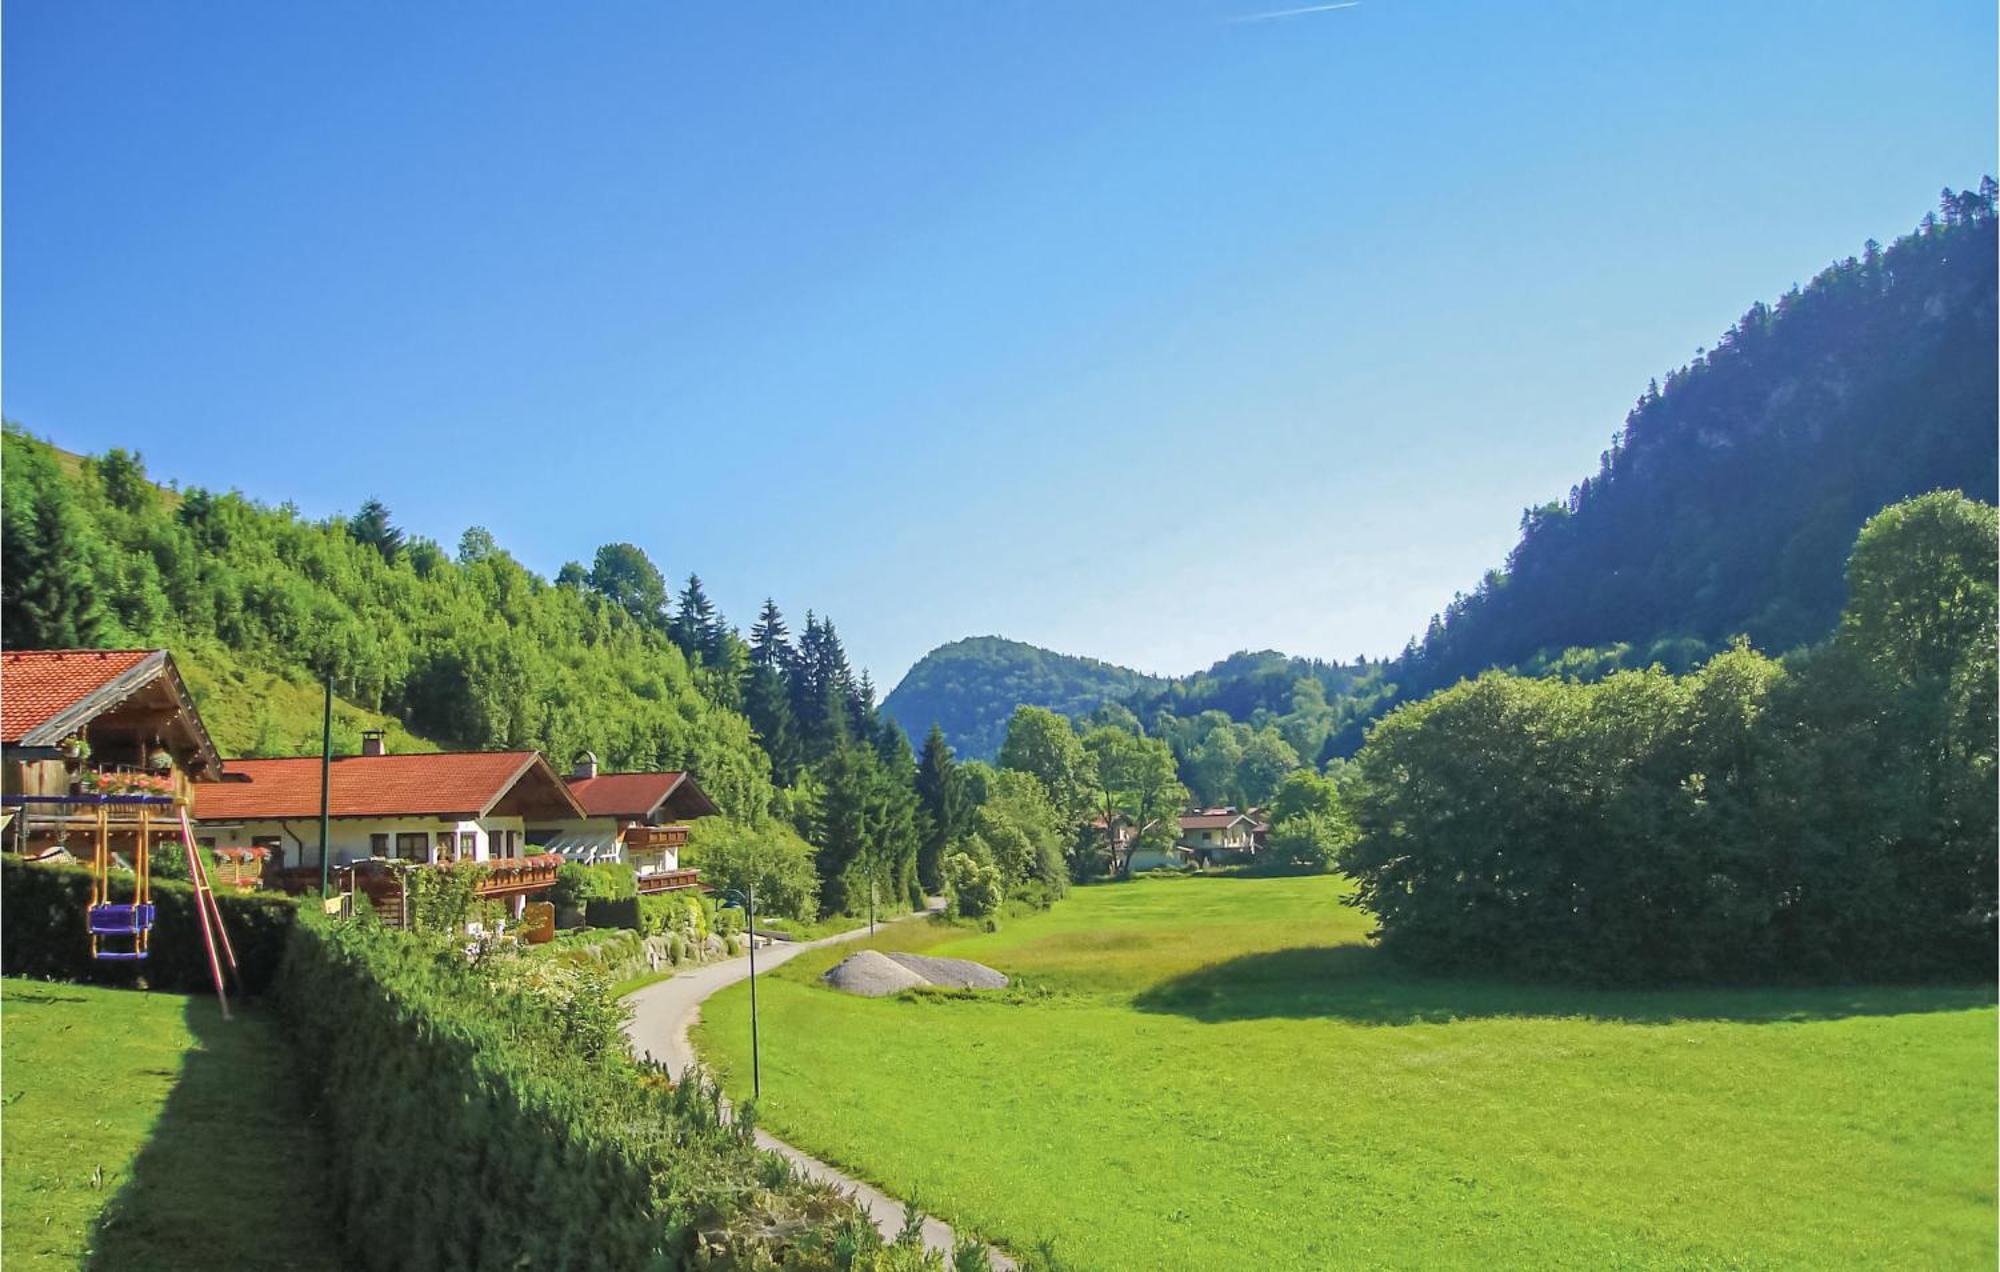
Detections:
[0, 857, 295, 996]
[683, 817, 821, 921]
[585, 895, 641, 931]
[552, 861, 636, 912]
[274, 910, 875, 1269]
[941, 852, 1003, 919]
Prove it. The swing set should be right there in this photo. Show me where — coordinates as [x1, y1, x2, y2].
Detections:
[4, 792, 240, 1018]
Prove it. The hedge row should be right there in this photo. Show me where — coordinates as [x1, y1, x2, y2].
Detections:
[275, 911, 867, 1270]
[0, 856, 296, 996]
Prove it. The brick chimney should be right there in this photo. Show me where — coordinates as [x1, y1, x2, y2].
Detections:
[573, 751, 599, 780]
[360, 729, 387, 757]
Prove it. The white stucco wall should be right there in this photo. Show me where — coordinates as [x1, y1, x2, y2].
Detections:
[204, 814, 528, 869]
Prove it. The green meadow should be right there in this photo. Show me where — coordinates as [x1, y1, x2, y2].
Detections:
[0, 979, 339, 1271]
[697, 875, 1997, 1270]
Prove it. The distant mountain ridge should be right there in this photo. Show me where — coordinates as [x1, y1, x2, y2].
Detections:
[887, 186, 2000, 760]
[880, 636, 1166, 760]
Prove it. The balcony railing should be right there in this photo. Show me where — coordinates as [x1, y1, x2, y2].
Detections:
[634, 867, 700, 894]
[625, 824, 690, 853]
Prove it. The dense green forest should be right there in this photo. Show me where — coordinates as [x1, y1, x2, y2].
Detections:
[886, 186, 2000, 772]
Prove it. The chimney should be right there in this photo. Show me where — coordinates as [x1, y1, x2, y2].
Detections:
[573, 751, 599, 781]
[360, 729, 387, 757]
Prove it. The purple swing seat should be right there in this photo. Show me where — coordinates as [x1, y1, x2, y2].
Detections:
[88, 903, 156, 936]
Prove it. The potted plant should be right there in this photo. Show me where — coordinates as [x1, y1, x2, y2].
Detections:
[147, 745, 174, 774]
[58, 734, 89, 762]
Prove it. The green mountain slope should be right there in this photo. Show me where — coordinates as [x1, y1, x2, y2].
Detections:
[1, 429, 774, 818]
[881, 636, 1166, 760]
[1402, 185, 1998, 695]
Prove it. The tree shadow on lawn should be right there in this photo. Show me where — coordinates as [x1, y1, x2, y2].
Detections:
[1131, 944, 1997, 1026]
[87, 998, 342, 1272]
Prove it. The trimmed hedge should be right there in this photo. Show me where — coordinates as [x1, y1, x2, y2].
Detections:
[276, 911, 867, 1269]
[0, 856, 296, 996]
[584, 895, 641, 931]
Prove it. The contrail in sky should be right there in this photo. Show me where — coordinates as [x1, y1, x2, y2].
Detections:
[1229, 1, 1361, 21]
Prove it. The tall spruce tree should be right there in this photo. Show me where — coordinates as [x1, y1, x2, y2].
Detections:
[347, 498, 405, 563]
[672, 574, 721, 663]
[914, 724, 967, 894]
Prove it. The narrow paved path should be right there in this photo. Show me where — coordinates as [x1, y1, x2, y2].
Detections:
[623, 909, 1014, 1269]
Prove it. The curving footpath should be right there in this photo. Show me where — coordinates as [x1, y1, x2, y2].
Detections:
[622, 908, 1015, 1269]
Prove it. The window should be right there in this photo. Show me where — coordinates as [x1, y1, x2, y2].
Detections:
[395, 832, 428, 862]
[370, 833, 390, 858]
[459, 831, 478, 857]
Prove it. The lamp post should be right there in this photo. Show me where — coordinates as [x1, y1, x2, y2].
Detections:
[719, 883, 760, 1101]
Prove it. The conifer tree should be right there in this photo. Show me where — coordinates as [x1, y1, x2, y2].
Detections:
[348, 498, 405, 563]
[672, 574, 720, 662]
[914, 724, 967, 894]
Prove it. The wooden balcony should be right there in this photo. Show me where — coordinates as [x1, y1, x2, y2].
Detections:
[634, 867, 700, 895]
[625, 824, 689, 853]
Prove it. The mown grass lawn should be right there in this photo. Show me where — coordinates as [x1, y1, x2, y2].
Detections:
[696, 875, 1997, 1270]
[1, 978, 341, 1270]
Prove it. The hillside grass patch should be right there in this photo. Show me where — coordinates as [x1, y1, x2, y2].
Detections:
[696, 875, 1997, 1269]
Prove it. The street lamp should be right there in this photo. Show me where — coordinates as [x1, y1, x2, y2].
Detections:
[716, 882, 760, 1101]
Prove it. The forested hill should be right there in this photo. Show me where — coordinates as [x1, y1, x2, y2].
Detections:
[1400, 184, 1999, 696]
[0, 428, 777, 819]
[881, 636, 1165, 760]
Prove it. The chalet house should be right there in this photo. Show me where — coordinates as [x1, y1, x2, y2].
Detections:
[2, 649, 224, 859]
[1177, 809, 1267, 866]
[527, 753, 713, 894]
[192, 733, 586, 875]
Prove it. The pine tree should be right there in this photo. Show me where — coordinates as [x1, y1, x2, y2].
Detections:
[914, 725, 966, 894]
[2, 447, 106, 647]
[672, 574, 720, 662]
[743, 661, 802, 784]
[347, 498, 405, 563]
[749, 599, 792, 672]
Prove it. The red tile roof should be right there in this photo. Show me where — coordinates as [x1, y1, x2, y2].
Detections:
[2, 649, 158, 743]
[567, 771, 686, 818]
[195, 751, 582, 821]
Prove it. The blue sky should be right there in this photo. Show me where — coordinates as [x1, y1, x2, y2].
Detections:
[6, 2, 1994, 689]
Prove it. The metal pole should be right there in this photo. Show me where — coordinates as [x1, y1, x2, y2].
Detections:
[318, 673, 333, 900]
[746, 882, 760, 1101]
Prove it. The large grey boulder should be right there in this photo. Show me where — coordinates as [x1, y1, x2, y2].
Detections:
[822, 949, 931, 997]
[882, 952, 1008, 989]
[821, 949, 1008, 997]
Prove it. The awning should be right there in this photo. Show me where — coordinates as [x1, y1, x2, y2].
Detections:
[534, 831, 621, 863]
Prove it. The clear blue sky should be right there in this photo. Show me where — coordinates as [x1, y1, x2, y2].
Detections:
[7, 2, 1993, 689]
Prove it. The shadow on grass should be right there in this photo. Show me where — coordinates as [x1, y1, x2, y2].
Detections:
[87, 998, 342, 1271]
[1131, 944, 1998, 1026]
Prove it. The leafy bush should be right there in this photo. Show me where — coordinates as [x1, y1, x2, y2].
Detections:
[586, 895, 642, 931]
[0, 857, 295, 996]
[404, 860, 490, 934]
[684, 817, 820, 921]
[274, 909, 885, 1268]
[941, 852, 1003, 919]
[552, 861, 636, 911]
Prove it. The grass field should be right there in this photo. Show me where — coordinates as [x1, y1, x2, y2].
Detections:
[696, 874, 1997, 1270]
[1, 979, 341, 1270]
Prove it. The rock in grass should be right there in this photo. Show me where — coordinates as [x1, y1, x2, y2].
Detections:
[881, 952, 1008, 990]
[821, 949, 930, 997]
[821, 949, 1008, 996]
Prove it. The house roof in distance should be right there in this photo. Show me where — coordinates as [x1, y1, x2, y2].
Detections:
[1179, 810, 1261, 831]
[567, 770, 718, 820]
[195, 750, 586, 822]
[1, 648, 223, 775]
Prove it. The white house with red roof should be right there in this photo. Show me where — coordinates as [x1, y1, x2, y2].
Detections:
[526, 752, 716, 893]
[193, 732, 586, 874]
